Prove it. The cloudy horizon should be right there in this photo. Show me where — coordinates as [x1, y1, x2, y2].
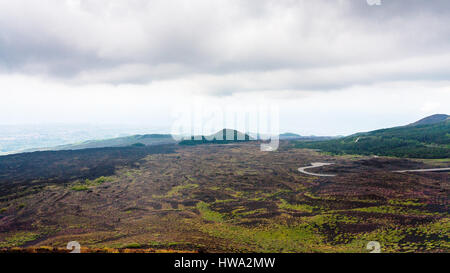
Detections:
[1, 0, 450, 136]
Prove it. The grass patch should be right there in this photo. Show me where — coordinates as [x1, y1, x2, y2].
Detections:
[0, 232, 40, 247]
[166, 183, 199, 198]
[70, 176, 114, 191]
[214, 199, 235, 204]
[388, 199, 425, 207]
[349, 218, 450, 252]
[353, 205, 435, 216]
[195, 221, 328, 252]
[232, 208, 267, 217]
[123, 243, 142, 249]
[70, 185, 89, 191]
[267, 189, 292, 198]
[89, 176, 114, 184]
[278, 199, 316, 213]
[196, 201, 224, 223]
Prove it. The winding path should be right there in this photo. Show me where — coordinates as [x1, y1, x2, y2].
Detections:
[298, 163, 450, 177]
[298, 162, 336, 177]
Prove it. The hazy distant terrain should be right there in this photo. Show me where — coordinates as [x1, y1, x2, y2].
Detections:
[0, 124, 169, 155]
[12, 129, 337, 154]
[23, 134, 177, 152]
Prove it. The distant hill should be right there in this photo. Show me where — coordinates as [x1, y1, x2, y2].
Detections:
[179, 129, 253, 145]
[23, 134, 177, 152]
[293, 114, 450, 159]
[27, 130, 341, 151]
[409, 114, 449, 126]
[279, 133, 302, 139]
[20, 130, 337, 152]
[279, 133, 339, 141]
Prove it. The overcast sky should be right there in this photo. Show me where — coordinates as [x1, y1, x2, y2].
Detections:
[1, 0, 449, 135]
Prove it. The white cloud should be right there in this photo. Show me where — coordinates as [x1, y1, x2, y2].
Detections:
[2, 1, 450, 86]
[420, 102, 441, 114]
[0, 0, 449, 133]
[1, 74, 449, 135]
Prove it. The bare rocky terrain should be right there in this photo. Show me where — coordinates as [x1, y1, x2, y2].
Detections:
[0, 141, 448, 253]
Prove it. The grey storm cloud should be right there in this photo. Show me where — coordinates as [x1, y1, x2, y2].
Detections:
[1, 0, 450, 93]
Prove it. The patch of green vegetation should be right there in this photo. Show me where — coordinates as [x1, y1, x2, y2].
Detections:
[214, 199, 235, 204]
[17, 203, 26, 209]
[231, 207, 245, 215]
[0, 232, 40, 247]
[85, 176, 114, 185]
[388, 199, 425, 207]
[231, 207, 267, 217]
[238, 208, 267, 217]
[353, 205, 434, 216]
[123, 243, 142, 248]
[419, 158, 450, 163]
[196, 201, 224, 223]
[305, 213, 360, 239]
[147, 241, 163, 247]
[346, 198, 378, 204]
[296, 213, 364, 246]
[222, 188, 248, 199]
[166, 183, 199, 198]
[266, 189, 292, 199]
[70, 176, 114, 191]
[195, 221, 326, 252]
[70, 185, 89, 191]
[308, 213, 359, 226]
[304, 192, 325, 200]
[349, 218, 450, 252]
[278, 199, 316, 213]
[0, 208, 6, 213]
[167, 241, 183, 247]
[186, 176, 197, 182]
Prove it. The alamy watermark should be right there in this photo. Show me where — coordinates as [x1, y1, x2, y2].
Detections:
[367, 0, 381, 6]
[171, 99, 280, 151]
[67, 241, 81, 253]
[366, 241, 381, 253]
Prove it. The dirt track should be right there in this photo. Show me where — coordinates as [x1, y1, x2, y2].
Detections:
[298, 162, 336, 177]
